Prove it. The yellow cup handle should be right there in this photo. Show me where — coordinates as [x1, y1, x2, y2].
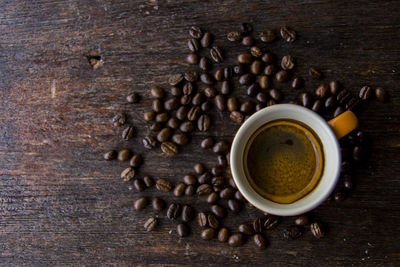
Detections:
[328, 110, 359, 139]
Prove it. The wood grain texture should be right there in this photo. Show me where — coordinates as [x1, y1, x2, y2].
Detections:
[1, 0, 400, 266]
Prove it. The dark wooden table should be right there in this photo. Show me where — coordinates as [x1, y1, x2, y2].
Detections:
[1, 0, 399, 266]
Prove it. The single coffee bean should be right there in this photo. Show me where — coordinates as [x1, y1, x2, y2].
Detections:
[144, 217, 157, 232]
[334, 190, 346, 202]
[201, 228, 216, 240]
[280, 26, 296, 42]
[183, 174, 197, 185]
[186, 53, 199, 65]
[180, 95, 192, 106]
[179, 121, 194, 133]
[126, 92, 140, 103]
[250, 46, 263, 57]
[134, 197, 148, 211]
[233, 65, 246, 75]
[198, 212, 208, 227]
[214, 94, 226, 111]
[143, 111, 155, 122]
[170, 86, 182, 97]
[283, 226, 302, 239]
[167, 118, 179, 129]
[182, 205, 194, 222]
[310, 222, 325, 238]
[118, 149, 132, 162]
[121, 167, 135, 181]
[337, 89, 352, 105]
[220, 81, 231, 95]
[234, 191, 246, 202]
[316, 84, 329, 98]
[346, 96, 362, 111]
[152, 99, 163, 113]
[112, 113, 126, 127]
[217, 155, 228, 168]
[247, 83, 259, 97]
[156, 178, 172, 192]
[275, 70, 289, 82]
[260, 30, 276, 43]
[197, 184, 213, 195]
[229, 111, 244, 123]
[192, 92, 204, 106]
[167, 203, 181, 220]
[143, 176, 154, 188]
[227, 31, 242, 42]
[228, 233, 245, 247]
[201, 137, 214, 149]
[172, 133, 189, 146]
[325, 95, 337, 110]
[211, 176, 225, 186]
[269, 88, 282, 101]
[352, 146, 363, 162]
[242, 35, 254, 46]
[185, 185, 195, 196]
[133, 179, 145, 192]
[210, 46, 223, 63]
[214, 69, 224, 81]
[169, 73, 184, 86]
[204, 87, 217, 99]
[343, 174, 354, 190]
[189, 26, 203, 39]
[237, 53, 253, 64]
[253, 233, 267, 249]
[220, 187, 235, 199]
[187, 106, 201, 121]
[213, 140, 229, 154]
[201, 32, 213, 48]
[211, 204, 225, 218]
[103, 150, 117, 161]
[262, 53, 275, 64]
[161, 141, 178, 156]
[199, 172, 212, 184]
[295, 215, 310, 226]
[207, 192, 219, 204]
[258, 75, 269, 89]
[201, 101, 212, 112]
[174, 183, 186, 197]
[157, 127, 172, 142]
[224, 67, 234, 80]
[281, 55, 295, 70]
[193, 163, 204, 175]
[228, 199, 242, 213]
[188, 38, 200, 52]
[241, 22, 253, 34]
[200, 73, 215, 85]
[240, 101, 255, 114]
[264, 215, 280, 229]
[155, 112, 169, 123]
[227, 97, 239, 111]
[359, 86, 372, 100]
[329, 80, 340, 95]
[309, 67, 322, 80]
[208, 214, 219, 229]
[238, 224, 254, 236]
[312, 99, 323, 113]
[150, 86, 164, 99]
[184, 71, 199, 82]
[176, 106, 188, 121]
[198, 114, 211, 132]
[218, 227, 229, 242]
[264, 64, 277, 76]
[253, 217, 265, 233]
[149, 122, 162, 132]
[211, 166, 223, 176]
[375, 87, 388, 102]
[256, 92, 268, 103]
[291, 77, 304, 89]
[152, 197, 165, 211]
[177, 223, 189, 237]
[183, 82, 194, 95]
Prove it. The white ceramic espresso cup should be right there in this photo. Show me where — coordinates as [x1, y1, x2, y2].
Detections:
[230, 104, 358, 216]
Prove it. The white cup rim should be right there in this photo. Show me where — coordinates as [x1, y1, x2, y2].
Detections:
[230, 104, 341, 216]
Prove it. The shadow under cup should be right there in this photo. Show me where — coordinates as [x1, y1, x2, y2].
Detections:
[230, 104, 341, 216]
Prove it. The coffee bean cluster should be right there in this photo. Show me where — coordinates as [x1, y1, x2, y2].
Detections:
[102, 23, 389, 249]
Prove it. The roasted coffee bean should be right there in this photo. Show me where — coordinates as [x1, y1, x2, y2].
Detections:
[291, 77, 304, 89]
[171, 86, 182, 97]
[346, 96, 362, 111]
[167, 118, 179, 129]
[169, 73, 184, 86]
[104, 150, 117, 161]
[156, 178, 172, 192]
[183, 174, 197, 185]
[182, 205, 194, 222]
[157, 128, 172, 142]
[214, 94, 226, 111]
[149, 122, 162, 132]
[256, 92, 268, 103]
[260, 30, 276, 43]
[255, 103, 266, 111]
[134, 197, 148, 211]
[227, 31, 242, 42]
[262, 53, 275, 64]
[264, 215, 280, 229]
[177, 223, 189, 237]
[211, 204, 225, 218]
[334, 190, 346, 202]
[238, 224, 254, 236]
[210, 46, 223, 63]
[150, 86, 164, 99]
[264, 64, 277, 76]
[201, 101, 212, 112]
[269, 88, 282, 101]
[161, 141, 178, 156]
[201, 32, 213, 48]
[207, 192, 219, 204]
[211, 166, 223, 176]
[198, 212, 208, 227]
[174, 183, 186, 197]
[213, 140, 229, 154]
[259, 75, 269, 89]
[188, 38, 200, 52]
[217, 155, 228, 168]
[234, 191, 246, 202]
[316, 84, 329, 98]
[275, 70, 289, 82]
[329, 80, 340, 95]
[186, 53, 199, 65]
[192, 163, 204, 175]
[144, 217, 157, 232]
[199, 57, 211, 72]
[227, 97, 239, 111]
[118, 149, 132, 162]
[176, 106, 188, 121]
[281, 55, 295, 70]
[280, 26, 296, 42]
[283, 226, 302, 239]
[352, 146, 363, 161]
[167, 203, 181, 220]
[126, 92, 140, 103]
[183, 82, 194, 95]
[179, 121, 194, 133]
[191, 92, 203, 106]
[253, 217, 265, 233]
[203, 88, 216, 99]
[197, 184, 213, 195]
[312, 99, 323, 113]
[240, 101, 255, 114]
[375, 87, 388, 102]
[220, 187, 235, 199]
[187, 106, 201, 121]
[218, 228, 229, 242]
[211, 176, 225, 186]
[152, 198, 165, 211]
[229, 111, 243, 123]
[133, 179, 145, 192]
[184, 71, 198, 82]
[112, 113, 126, 127]
[337, 89, 352, 105]
[237, 53, 253, 64]
[185, 185, 195, 196]
[343, 174, 354, 190]
[242, 35, 254, 46]
[220, 81, 231, 95]
[309, 67, 322, 80]
[325, 95, 337, 110]
[201, 228, 216, 240]
[359, 86, 372, 100]
[241, 22, 253, 34]
[228, 233, 245, 247]
[155, 112, 169, 123]
[295, 215, 310, 226]
[310, 222, 325, 238]
[233, 65, 246, 75]
[198, 114, 211, 132]
[250, 46, 263, 58]
[152, 99, 163, 113]
[228, 199, 242, 213]
[253, 234, 267, 249]
[143, 111, 155, 122]
[189, 26, 203, 39]
[208, 214, 219, 229]
[201, 137, 214, 149]
[180, 95, 192, 106]
[172, 133, 189, 146]
[143, 176, 154, 188]
[214, 69, 224, 81]
[200, 73, 215, 85]
[121, 167, 135, 181]
[247, 83, 259, 97]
